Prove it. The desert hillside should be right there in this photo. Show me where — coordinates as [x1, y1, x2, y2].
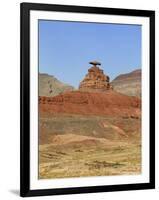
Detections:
[39, 114, 141, 145]
[39, 113, 141, 179]
[39, 90, 141, 178]
[39, 73, 74, 97]
[111, 69, 141, 97]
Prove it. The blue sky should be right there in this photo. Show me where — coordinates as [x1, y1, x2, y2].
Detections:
[39, 20, 141, 88]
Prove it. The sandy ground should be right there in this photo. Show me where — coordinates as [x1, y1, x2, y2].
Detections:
[39, 133, 141, 179]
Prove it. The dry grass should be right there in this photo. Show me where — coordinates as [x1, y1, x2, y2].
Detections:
[39, 114, 141, 179]
[39, 140, 141, 179]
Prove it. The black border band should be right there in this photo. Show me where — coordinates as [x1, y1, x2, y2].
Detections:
[20, 2, 155, 197]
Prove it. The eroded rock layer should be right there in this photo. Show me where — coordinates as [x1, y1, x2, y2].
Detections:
[39, 90, 141, 118]
[79, 63, 113, 92]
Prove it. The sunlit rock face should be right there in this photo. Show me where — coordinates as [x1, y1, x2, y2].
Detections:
[79, 61, 113, 92]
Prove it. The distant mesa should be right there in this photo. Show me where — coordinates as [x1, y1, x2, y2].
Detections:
[79, 61, 113, 92]
[39, 73, 74, 97]
[111, 69, 141, 97]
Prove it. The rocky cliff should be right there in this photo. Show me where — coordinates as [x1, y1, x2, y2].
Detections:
[39, 90, 141, 118]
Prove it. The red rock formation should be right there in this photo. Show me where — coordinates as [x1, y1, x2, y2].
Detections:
[39, 90, 141, 117]
[79, 61, 113, 92]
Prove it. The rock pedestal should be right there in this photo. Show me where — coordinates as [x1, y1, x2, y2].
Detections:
[79, 61, 113, 92]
